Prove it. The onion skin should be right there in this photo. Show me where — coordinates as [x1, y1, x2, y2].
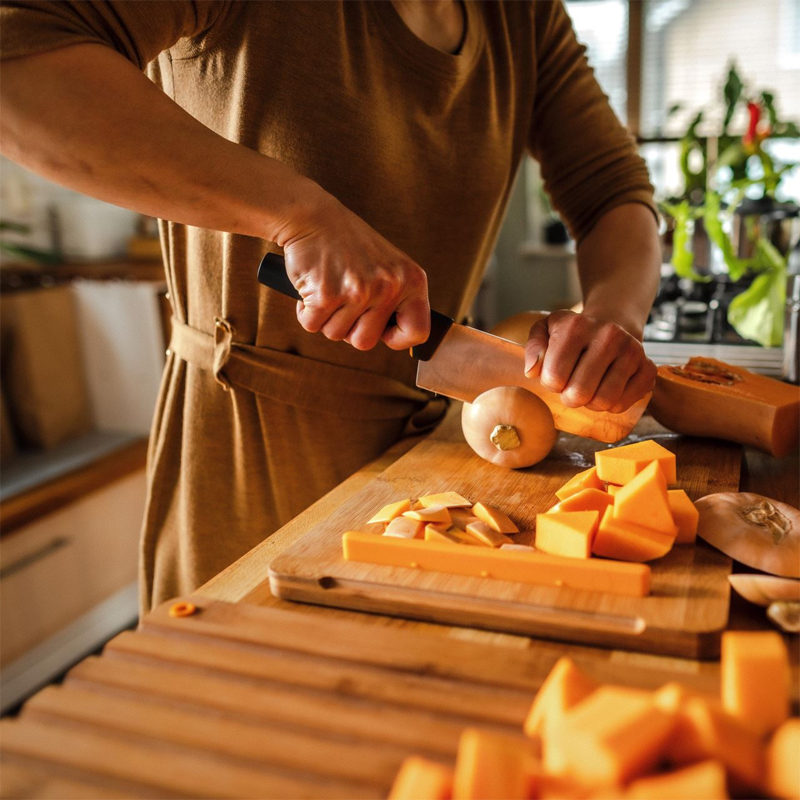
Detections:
[461, 386, 557, 469]
[696, 493, 800, 578]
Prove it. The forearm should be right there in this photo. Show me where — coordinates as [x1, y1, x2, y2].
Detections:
[0, 43, 319, 245]
[575, 203, 661, 339]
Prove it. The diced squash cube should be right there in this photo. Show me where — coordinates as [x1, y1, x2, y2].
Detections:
[554, 488, 615, 515]
[403, 505, 452, 524]
[471, 502, 519, 534]
[721, 631, 789, 737]
[453, 728, 532, 800]
[465, 520, 512, 547]
[667, 489, 699, 545]
[556, 467, 604, 501]
[544, 686, 676, 786]
[384, 516, 424, 539]
[450, 508, 480, 529]
[368, 499, 412, 524]
[425, 525, 481, 546]
[665, 697, 765, 791]
[766, 718, 800, 800]
[607, 484, 622, 497]
[612, 462, 676, 536]
[388, 756, 454, 800]
[535, 511, 599, 559]
[524, 657, 598, 740]
[419, 492, 472, 508]
[500, 543, 536, 552]
[626, 760, 728, 800]
[595, 440, 677, 486]
[593, 506, 675, 562]
[653, 682, 703, 713]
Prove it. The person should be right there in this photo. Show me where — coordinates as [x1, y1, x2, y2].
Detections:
[0, 0, 661, 613]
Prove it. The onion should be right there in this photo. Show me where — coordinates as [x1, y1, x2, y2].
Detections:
[696, 493, 800, 578]
[461, 386, 557, 469]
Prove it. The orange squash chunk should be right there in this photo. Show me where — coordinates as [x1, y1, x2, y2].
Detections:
[612, 461, 676, 535]
[419, 491, 472, 509]
[626, 760, 728, 800]
[403, 504, 451, 524]
[342, 532, 651, 596]
[665, 697, 765, 791]
[424, 525, 481, 546]
[535, 511, 599, 559]
[606, 484, 622, 497]
[721, 631, 789, 737]
[653, 682, 704, 713]
[471, 502, 519, 534]
[556, 467, 604, 501]
[593, 506, 675, 562]
[465, 520, 512, 547]
[367, 499, 412, 524]
[668, 489, 699, 545]
[766, 718, 800, 800]
[453, 728, 532, 800]
[595, 440, 677, 486]
[544, 686, 676, 786]
[384, 516, 423, 539]
[389, 756, 454, 800]
[554, 488, 615, 515]
[524, 657, 598, 740]
[450, 508, 480, 529]
[649, 358, 800, 458]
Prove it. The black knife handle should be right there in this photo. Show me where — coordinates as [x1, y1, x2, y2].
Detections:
[256, 252, 453, 361]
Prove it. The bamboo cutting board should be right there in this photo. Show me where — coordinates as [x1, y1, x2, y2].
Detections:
[270, 415, 741, 658]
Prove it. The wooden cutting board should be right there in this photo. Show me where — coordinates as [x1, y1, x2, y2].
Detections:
[270, 414, 741, 658]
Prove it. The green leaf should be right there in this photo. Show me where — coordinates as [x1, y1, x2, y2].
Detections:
[723, 64, 744, 133]
[728, 267, 786, 347]
[0, 220, 31, 234]
[0, 241, 61, 265]
[702, 193, 752, 281]
[662, 200, 708, 281]
[760, 90, 779, 129]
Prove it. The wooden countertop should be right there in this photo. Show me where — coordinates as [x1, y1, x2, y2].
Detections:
[2, 407, 797, 799]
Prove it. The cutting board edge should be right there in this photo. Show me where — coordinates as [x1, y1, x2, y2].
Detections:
[268, 568, 727, 660]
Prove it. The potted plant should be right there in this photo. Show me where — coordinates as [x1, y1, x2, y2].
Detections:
[660, 64, 798, 348]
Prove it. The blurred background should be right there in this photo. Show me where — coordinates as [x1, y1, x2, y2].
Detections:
[1, 0, 798, 712]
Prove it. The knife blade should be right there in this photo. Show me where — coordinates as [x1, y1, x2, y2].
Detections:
[257, 252, 649, 442]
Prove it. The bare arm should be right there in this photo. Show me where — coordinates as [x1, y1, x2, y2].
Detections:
[525, 203, 661, 413]
[0, 44, 429, 350]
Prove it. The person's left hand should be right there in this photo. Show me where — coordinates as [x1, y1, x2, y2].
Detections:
[524, 309, 657, 413]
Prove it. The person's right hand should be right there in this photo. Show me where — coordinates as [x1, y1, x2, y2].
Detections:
[280, 192, 431, 352]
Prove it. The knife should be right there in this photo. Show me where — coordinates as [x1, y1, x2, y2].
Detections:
[257, 253, 649, 443]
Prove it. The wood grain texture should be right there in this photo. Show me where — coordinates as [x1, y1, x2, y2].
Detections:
[269, 415, 740, 658]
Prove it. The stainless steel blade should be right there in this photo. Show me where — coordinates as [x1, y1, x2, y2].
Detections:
[416, 323, 649, 443]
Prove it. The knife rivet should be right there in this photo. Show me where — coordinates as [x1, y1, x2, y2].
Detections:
[165, 348, 172, 357]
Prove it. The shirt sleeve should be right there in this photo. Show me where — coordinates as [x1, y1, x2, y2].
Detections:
[0, 0, 231, 69]
[528, 1, 658, 242]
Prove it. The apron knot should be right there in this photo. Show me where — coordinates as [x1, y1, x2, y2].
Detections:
[213, 317, 234, 391]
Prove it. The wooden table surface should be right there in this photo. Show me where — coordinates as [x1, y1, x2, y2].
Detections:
[1, 407, 797, 799]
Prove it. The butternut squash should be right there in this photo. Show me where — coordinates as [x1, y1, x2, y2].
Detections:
[766, 719, 800, 800]
[367, 499, 412, 524]
[649, 357, 800, 458]
[595, 440, 677, 486]
[667, 490, 699, 545]
[556, 467, 604, 501]
[625, 760, 728, 800]
[535, 511, 599, 559]
[489, 310, 549, 345]
[403, 505, 452, 524]
[452, 728, 532, 800]
[384, 516, 424, 539]
[665, 697, 765, 792]
[388, 757, 454, 800]
[464, 520, 513, 548]
[419, 492, 472, 509]
[552, 488, 614, 515]
[461, 386, 558, 469]
[471, 502, 519, 534]
[721, 631, 789, 737]
[612, 461, 676, 536]
[593, 506, 676, 562]
[544, 686, 676, 786]
[524, 657, 598, 740]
